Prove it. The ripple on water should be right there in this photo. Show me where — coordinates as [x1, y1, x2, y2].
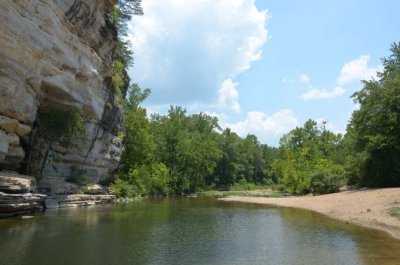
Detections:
[0, 198, 399, 265]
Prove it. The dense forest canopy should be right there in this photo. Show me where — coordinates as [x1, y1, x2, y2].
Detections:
[112, 1, 399, 198]
[345, 43, 400, 187]
[111, 42, 400, 197]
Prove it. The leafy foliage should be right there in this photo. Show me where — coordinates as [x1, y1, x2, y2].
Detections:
[124, 163, 170, 196]
[309, 171, 344, 195]
[119, 85, 153, 171]
[389, 206, 400, 219]
[108, 1, 143, 101]
[347, 42, 400, 187]
[65, 166, 88, 185]
[111, 178, 139, 198]
[34, 107, 85, 176]
[271, 120, 344, 194]
[38, 107, 85, 147]
[150, 107, 223, 193]
[116, 85, 278, 197]
[114, 43, 400, 197]
[116, 84, 170, 197]
[116, 87, 348, 197]
[111, 0, 143, 36]
[112, 60, 129, 101]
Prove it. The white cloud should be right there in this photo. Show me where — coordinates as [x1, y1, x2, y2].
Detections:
[301, 55, 380, 100]
[337, 55, 380, 85]
[224, 109, 298, 142]
[129, 0, 268, 105]
[282, 77, 294, 84]
[301, 86, 345, 100]
[218, 79, 241, 113]
[299, 74, 310, 83]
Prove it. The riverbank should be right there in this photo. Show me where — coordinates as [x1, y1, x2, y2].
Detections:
[196, 189, 286, 198]
[220, 188, 400, 240]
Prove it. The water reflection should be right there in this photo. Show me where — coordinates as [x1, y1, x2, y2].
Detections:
[277, 206, 400, 265]
[0, 198, 399, 265]
[0, 219, 39, 265]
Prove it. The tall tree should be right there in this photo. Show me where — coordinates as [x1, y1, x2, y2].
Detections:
[347, 42, 400, 187]
[119, 84, 153, 172]
[272, 119, 344, 194]
[151, 108, 222, 193]
[214, 129, 241, 188]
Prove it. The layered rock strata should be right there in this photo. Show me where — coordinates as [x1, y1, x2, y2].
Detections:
[45, 194, 116, 208]
[0, 172, 116, 216]
[0, 116, 31, 168]
[0, 172, 46, 217]
[0, 0, 124, 193]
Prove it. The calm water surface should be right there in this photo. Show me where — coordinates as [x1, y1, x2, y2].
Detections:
[0, 198, 399, 265]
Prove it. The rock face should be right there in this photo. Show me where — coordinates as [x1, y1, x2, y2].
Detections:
[0, 172, 46, 217]
[80, 183, 104, 194]
[0, 172, 36, 193]
[0, 0, 124, 191]
[0, 192, 47, 217]
[45, 194, 115, 209]
[0, 172, 113, 216]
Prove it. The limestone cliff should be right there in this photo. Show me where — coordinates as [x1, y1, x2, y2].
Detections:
[0, 0, 124, 193]
[0, 172, 46, 217]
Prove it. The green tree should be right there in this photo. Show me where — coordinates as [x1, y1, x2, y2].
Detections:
[272, 119, 344, 194]
[184, 114, 222, 192]
[262, 145, 280, 183]
[236, 135, 266, 184]
[151, 106, 189, 192]
[347, 42, 400, 187]
[109, 1, 143, 101]
[151, 108, 222, 193]
[213, 129, 241, 188]
[35, 108, 85, 176]
[121, 163, 169, 196]
[119, 84, 154, 172]
[116, 85, 171, 196]
[111, 0, 143, 36]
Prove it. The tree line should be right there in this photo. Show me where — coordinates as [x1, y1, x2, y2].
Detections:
[113, 43, 400, 197]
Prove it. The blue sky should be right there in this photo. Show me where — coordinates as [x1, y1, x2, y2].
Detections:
[128, 0, 399, 146]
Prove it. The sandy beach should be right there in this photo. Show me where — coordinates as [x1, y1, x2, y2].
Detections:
[220, 188, 400, 240]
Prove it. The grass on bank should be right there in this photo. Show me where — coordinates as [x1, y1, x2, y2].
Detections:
[196, 190, 287, 198]
[196, 181, 288, 198]
[389, 206, 400, 219]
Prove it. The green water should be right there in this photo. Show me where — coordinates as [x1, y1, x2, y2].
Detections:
[0, 198, 399, 265]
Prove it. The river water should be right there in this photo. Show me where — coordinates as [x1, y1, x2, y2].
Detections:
[0, 198, 399, 265]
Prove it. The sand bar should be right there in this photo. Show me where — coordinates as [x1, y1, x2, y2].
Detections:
[220, 188, 400, 240]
